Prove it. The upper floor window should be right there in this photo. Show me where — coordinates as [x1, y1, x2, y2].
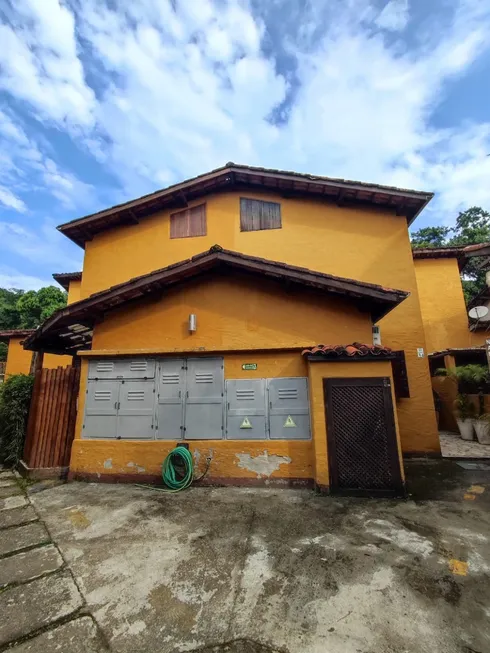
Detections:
[170, 204, 206, 239]
[240, 198, 282, 232]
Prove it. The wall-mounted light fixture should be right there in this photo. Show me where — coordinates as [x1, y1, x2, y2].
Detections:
[189, 314, 197, 333]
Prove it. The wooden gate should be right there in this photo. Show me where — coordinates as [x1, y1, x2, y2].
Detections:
[324, 377, 404, 497]
[22, 366, 80, 475]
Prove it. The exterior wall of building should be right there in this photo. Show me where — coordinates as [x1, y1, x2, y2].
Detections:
[78, 189, 439, 455]
[69, 277, 380, 482]
[414, 258, 471, 353]
[91, 274, 372, 354]
[307, 360, 405, 488]
[67, 279, 81, 304]
[5, 337, 33, 377]
[70, 352, 315, 484]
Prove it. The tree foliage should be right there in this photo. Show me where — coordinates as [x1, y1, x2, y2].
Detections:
[0, 286, 67, 331]
[411, 206, 490, 304]
[0, 374, 34, 465]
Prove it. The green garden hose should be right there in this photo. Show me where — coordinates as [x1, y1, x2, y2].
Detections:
[136, 445, 211, 493]
[160, 446, 194, 492]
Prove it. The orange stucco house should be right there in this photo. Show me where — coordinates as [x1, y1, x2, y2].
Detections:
[19, 163, 450, 494]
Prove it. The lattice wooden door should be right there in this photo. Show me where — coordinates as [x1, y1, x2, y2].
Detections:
[324, 377, 404, 496]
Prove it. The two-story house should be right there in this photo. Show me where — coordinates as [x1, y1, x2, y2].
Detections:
[23, 163, 441, 495]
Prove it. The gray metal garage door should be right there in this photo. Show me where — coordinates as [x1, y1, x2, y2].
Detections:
[226, 379, 267, 439]
[185, 358, 224, 439]
[268, 377, 310, 440]
[156, 359, 185, 440]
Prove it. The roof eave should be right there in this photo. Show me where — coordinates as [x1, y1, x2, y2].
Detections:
[57, 164, 434, 247]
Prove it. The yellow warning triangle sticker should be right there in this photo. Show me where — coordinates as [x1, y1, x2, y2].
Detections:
[240, 417, 253, 429]
[284, 415, 296, 428]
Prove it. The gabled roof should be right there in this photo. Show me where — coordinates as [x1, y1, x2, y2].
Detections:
[302, 343, 394, 359]
[58, 163, 434, 247]
[0, 329, 35, 342]
[52, 271, 82, 291]
[412, 246, 467, 270]
[24, 246, 409, 354]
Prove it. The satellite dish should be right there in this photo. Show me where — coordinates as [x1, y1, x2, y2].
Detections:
[469, 306, 489, 319]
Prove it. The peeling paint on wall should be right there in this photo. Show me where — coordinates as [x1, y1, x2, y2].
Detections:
[103, 459, 113, 470]
[127, 462, 146, 473]
[236, 451, 292, 478]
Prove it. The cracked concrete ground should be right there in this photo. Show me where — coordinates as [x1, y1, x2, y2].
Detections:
[1, 460, 490, 653]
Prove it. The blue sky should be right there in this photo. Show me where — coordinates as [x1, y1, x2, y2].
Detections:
[0, 0, 489, 290]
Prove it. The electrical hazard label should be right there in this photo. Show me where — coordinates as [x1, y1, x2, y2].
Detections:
[284, 415, 296, 428]
[240, 417, 253, 429]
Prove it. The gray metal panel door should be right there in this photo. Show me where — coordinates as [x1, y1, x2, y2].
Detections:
[156, 359, 185, 440]
[268, 378, 311, 440]
[185, 358, 224, 439]
[83, 380, 119, 439]
[226, 379, 266, 440]
[116, 380, 155, 440]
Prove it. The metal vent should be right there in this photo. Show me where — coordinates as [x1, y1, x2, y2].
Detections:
[161, 374, 180, 384]
[236, 389, 255, 400]
[130, 361, 147, 372]
[195, 373, 214, 384]
[96, 362, 114, 373]
[127, 391, 145, 401]
[94, 391, 111, 401]
[278, 388, 298, 400]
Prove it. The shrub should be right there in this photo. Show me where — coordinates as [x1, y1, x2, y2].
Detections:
[0, 374, 34, 466]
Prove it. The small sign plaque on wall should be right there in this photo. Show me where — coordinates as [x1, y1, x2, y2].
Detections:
[417, 348, 425, 358]
[242, 363, 257, 370]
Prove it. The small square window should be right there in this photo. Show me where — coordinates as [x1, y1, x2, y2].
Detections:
[240, 198, 282, 232]
[170, 204, 206, 239]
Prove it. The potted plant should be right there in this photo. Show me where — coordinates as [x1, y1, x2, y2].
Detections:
[453, 393, 476, 440]
[475, 413, 490, 445]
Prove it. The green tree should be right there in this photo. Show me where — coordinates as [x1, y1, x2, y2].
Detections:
[16, 286, 67, 329]
[411, 226, 451, 248]
[410, 206, 490, 304]
[0, 288, 23, 329]
[448, 207, 490, 303]
[0, 342, 7, 362]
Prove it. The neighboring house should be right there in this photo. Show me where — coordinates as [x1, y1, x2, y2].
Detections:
[0, 272, 82, 377]
[23, 163, 442, 494]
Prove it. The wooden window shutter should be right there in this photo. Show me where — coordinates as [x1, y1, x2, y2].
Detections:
[391, 351, 410, 399]
[240, 198, 282, 232]
[170, 204, 206, 239]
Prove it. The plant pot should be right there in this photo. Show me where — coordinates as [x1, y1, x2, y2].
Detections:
[456, 418, 475, 441]
[474, 419, 490, 445]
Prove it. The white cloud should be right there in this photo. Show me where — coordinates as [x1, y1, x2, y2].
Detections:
[0, 0, 95, 128]
[0, 0, 489, 233]
[376, 0, 410, 32]
[0, 220, 83, 270]
[0, 266, 50, 291]
[0, 187, 27, 213]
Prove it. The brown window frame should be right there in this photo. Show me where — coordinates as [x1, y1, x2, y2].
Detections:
[170, 203, 207, 239]
[240, 198, 282, 232]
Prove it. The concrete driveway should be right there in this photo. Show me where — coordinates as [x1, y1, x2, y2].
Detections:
[1, 460, 490, 653]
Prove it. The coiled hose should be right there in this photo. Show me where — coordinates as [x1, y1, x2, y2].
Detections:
[136, 446, 210, 492]
[161, 446, 194, 492]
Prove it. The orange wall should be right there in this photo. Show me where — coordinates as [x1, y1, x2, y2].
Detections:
[308, 360, 406, 487]
[91, 273, 372, 354]
[67, 279, 81, 304]
[414, 258, 471, 353]
[5, 337, 32, 377]
[70, 352, 314, 483]
[77, 189, 438, 453]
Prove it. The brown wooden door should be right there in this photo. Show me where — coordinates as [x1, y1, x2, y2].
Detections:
[324, 377, 404, 497]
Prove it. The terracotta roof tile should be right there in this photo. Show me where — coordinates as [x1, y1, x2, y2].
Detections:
[302, 343, 393, 358]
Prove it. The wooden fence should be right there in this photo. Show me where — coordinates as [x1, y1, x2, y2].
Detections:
[23, 365, 80, 474]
